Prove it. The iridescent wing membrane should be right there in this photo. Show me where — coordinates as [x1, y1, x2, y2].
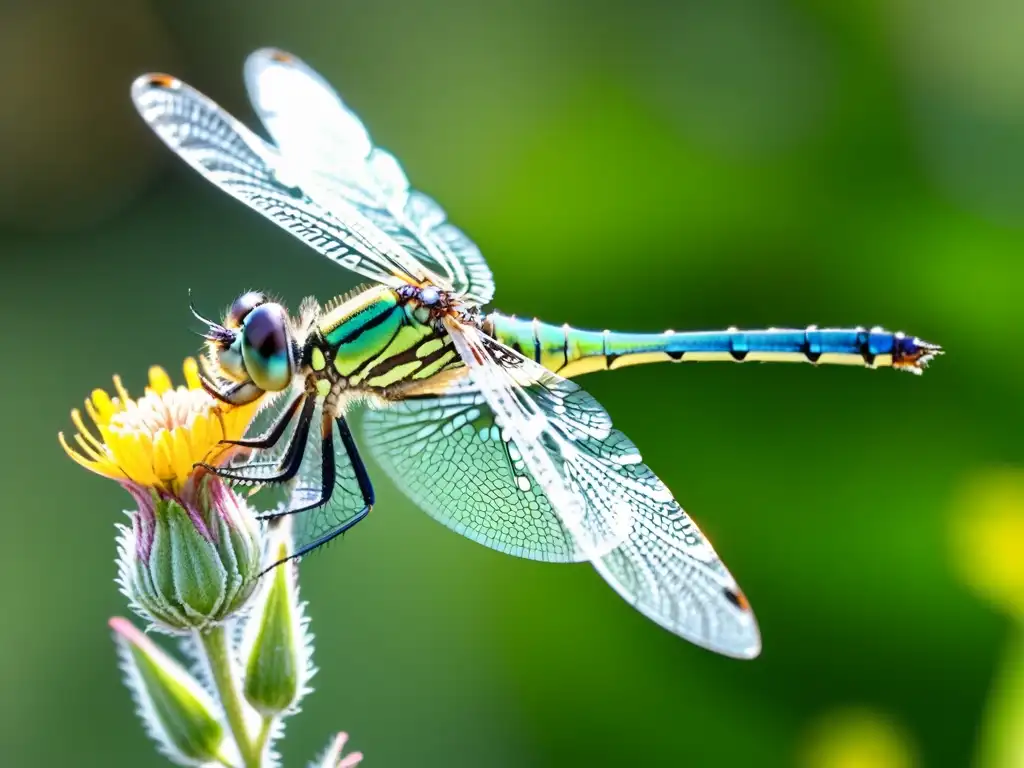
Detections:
[436, 321, 760, 657]
[363, 375, 584, 562]
[133, 49, 760, 656]
[132, 76, 438, 291]
[243, 49, 495, 307]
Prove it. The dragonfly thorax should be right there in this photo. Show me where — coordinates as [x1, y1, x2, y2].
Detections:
[304, 284, 461, 394]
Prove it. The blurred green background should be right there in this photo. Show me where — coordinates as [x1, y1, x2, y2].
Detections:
[2, 1, 1023, 766]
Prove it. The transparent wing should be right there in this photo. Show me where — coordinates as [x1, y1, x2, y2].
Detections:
[288, 404, 369, 557]
[362, 380, 582, 563]
[444, 319, 761, 658]
[243, 48, 496, 307]
[130, 73, 427, 289]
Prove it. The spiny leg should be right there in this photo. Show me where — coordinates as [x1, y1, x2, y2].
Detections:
[258, 411, 337, 523]
[261, 415, 375, 572]
[198, 395, 316, 484]
[221, 391, 305, 449]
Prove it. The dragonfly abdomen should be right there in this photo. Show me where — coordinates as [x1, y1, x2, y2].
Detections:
[485, 314, 941, 378]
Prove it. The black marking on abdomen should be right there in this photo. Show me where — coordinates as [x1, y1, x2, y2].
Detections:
[856, 328, 875, 365]
[802, 327, 822, 363]
[729, 332, 748, 362]
[602, 329, 619, 368]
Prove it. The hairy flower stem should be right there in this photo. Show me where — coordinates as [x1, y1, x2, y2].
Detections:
[255, 717, 275, 761]
[199, 626, 260, 768]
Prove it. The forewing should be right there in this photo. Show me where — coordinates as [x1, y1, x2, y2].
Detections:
[243, 48, 496, 307]
[445, 320, 761, 658]
[130, 74, 420, 288]
[362, 382, 581, 562]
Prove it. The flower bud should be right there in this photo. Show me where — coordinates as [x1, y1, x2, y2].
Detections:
[312, 732, 364, 768]
[109, 617, 226, 766]
[117, 476, 261, 632]
[241, 524, 315, 716]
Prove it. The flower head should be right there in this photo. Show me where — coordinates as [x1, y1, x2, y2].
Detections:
[59, 358, 259, 495]
[62, 358, 264, 632]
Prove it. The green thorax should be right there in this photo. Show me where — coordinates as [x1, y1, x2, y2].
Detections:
[308, 285, 459, 390]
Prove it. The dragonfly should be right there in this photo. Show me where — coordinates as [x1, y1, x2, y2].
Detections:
[130, 48, 941, 659]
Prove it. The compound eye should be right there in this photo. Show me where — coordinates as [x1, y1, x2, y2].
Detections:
[241, 304, 293, 391]
[419, 286, 440, 306]
[226, 291, 268, 328]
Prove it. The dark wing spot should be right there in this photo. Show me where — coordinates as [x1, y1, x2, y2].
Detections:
[147, 74, 179, 89]
[723, 587, 751, 612]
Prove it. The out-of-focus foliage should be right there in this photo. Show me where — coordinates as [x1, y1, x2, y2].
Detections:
[1, 0, 1021, 766]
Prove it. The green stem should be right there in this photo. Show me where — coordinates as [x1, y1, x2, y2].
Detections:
[198, 625, 260, 768]
[976, 621, 1024, 768]
[254, 716, 274, 760]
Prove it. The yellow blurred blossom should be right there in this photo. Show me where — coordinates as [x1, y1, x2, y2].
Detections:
[800, 707, 918, 768]
[951, 467, 1024, 619]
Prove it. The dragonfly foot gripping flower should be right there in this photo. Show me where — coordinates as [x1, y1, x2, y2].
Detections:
[62, 359, 362, 767]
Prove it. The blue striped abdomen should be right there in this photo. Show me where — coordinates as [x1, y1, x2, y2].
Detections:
[485, 314, 941, 378]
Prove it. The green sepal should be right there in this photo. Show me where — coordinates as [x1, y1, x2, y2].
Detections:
[156, 499, 229, 622]
[110, 617, 225, 766]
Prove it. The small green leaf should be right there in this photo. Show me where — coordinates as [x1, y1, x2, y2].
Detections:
[110, 617, 226, 766]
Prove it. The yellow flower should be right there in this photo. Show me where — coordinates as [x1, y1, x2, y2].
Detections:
[951, 467, 1024, 619]
[800, 707, 918, 768]
[59, 358, 259, 494]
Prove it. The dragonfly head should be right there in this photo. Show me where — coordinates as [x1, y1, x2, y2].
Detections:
[192, 291, 297, 397]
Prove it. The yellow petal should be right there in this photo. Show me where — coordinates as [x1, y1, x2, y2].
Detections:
[151, 430, 176, 482]
[183, 357, 201, 391]
[91, 389, 117, 421]
[58, 432, 120, 480]
[148, 365, 173, 395]
[71, 409, 105, 452]
[189, 412, 207, 456]
[73, 431, 105, 462]
[170, 427, 194, 484]
[113, 374, 131, 404]
[129, 431, 160, 486]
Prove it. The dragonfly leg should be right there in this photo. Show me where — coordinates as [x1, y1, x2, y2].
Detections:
[220, 392, 305, 449]
[259, 415, 375, 571]
[198, 396, 315, 484]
